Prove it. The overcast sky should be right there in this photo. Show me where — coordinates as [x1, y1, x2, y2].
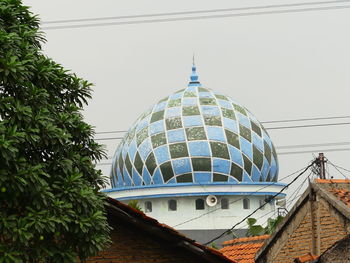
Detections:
[24, 0, 350, 209]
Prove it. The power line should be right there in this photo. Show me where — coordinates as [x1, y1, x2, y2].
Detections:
[203, 161, 315, 245]
[94, 116, 350, 135]
[286, 172, 312, 210]
[232, 191, 307, 234]
[276, 141, 350, 149]
[95, 137, 124, 141]
[94, 121, 350, 137]
[95, 130, 128, 135]
[97, 142, 350, 165]
[94, 122, 350, 141]
[279, 147, 350, 155]
[236, 191, 307, 235]
[42, 0, 350, 24]
[173, 165, 312, 231]
[42, 4, 350, 30]
[96, 163, 112, 166]
[172, 165, 310, 228]
[261, 115, 350, 124]
[328, 162, 350, 174]
[328, 161, 350, 179]
[265, 122, 350, 130]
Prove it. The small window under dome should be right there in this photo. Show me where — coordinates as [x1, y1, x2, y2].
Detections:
[145, 201, 152, 213]
[243, 198, 250, 210]
[195, 199, 205, 210]
[168, 200, 177, 211]
[221, 198, 229, 209]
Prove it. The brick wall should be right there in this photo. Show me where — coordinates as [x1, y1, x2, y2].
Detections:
[272, 198, 347, 263]
[273, 207, 313, 263]
[318, 235, 350, 263]
[257, 190, 350, 263]
[85, 221, 206, 263]
[318, 199, 347, 252]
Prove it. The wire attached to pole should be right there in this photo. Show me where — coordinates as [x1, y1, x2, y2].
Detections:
[203, 161, 316, 245]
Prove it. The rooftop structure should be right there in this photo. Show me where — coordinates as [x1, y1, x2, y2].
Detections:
[86, 197, 235, 263]
[221, 235, 270, 263]
[256, 179, 350, 263]
[106, 62, 285, 243]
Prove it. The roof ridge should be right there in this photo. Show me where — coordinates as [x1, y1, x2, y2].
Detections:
[107, 198, 235, 263]
[223, 235, 270, 245]
[316, 179, 350, 183]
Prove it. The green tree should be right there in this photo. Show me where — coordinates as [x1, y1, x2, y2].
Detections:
[246, 218, 265, 237]
[127, 200, 142, 212]
[246, 216, 284, 237]
[0, 0, 110, 261]
[264, 216, 284, 235]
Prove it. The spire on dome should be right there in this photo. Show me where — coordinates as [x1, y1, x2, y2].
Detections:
[189, 54, 200, 86]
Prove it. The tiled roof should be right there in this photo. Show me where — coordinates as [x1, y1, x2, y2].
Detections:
[316, 179, 350, 184]
[294, 253, 318, 263]
[220, 235, 269, 263]
[107, 198, 235, 263]
[256, 179, 350, 262]
[314, 179, 350, 208]
[328, 189, 350, 208]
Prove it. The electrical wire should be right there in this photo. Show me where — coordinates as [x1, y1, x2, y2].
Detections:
[94, 121, 350, 139]
[97, 149, 350, 168]
[327, 162, 350, 174]
[209, 190, 308, 241]
[96, 162, 112, 166]
[171, 165, 310, 228]
[96, 130, 128, 134]
[328, 161, 350, 179]
[265, 122, 350, 130]
[42, 0, 350, 25]
[278, 147, 350, 155]
[232, 173, 313, 234]
[286, 172, 312, 210]
[94, 116, 350, 135]
[202, 161, 315, 245]
[41, 4, 350, 30]
[261, 115, 350, 124]
[95, 137, 124, 141]
[231, 192, 304, 238]
[253, 191, 305, 225]
[276, 141, 350, 149]
[101, 141, 350, 155]
[96, 146, 350, 166]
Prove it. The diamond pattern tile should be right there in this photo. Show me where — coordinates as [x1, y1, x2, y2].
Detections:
[110, 84, 279, 188]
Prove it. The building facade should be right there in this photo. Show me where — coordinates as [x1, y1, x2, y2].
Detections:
[255, 179, 350, 263]
[85, 198, 234, 263]
[105, 63, 286, 243]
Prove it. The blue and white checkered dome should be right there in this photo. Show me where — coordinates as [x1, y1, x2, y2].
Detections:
[110, 64, 279, 188]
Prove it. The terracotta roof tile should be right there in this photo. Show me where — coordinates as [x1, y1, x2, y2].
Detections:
[223, 235, 270, 246]
[220, 235, 269, 262]
[294, 253, 318, 263]
[107, 198, 235, 263]
[316, 179, 350, 184]
[328, 188, 350, 208]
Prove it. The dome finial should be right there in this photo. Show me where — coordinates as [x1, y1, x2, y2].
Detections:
[189, 54, 200, 86]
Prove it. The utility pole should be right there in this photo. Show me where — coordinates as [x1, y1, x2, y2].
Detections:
[315, 153, 327, 179]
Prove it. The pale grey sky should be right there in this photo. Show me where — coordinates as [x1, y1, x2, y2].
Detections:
[24, 0, 350, 208]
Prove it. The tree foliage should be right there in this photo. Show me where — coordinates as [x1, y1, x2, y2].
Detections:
[246, 216, 284, 237]
[0, 0, 110, 261]
[127, 200, 142, 212]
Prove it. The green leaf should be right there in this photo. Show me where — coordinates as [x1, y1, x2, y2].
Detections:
[247, 217, 257, 227]
[0, 1, 110, 260]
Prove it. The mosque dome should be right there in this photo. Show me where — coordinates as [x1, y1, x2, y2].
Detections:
[110, 64, 279, 189]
